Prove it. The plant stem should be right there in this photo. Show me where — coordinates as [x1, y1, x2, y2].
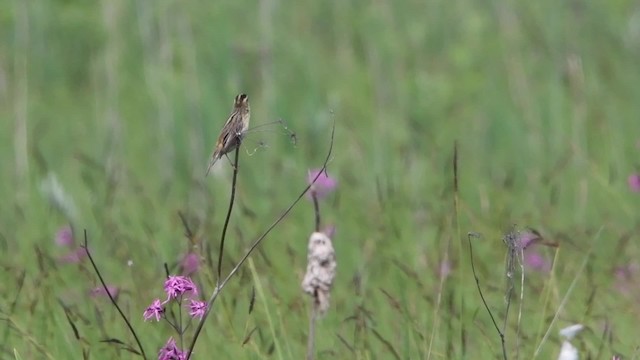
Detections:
[306, 301, 318, 360]
[216, 146, 240, 282]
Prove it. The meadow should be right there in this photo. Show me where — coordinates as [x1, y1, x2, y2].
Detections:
[1, 0, 640, 358]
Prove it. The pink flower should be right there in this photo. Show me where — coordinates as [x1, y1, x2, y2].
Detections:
[180, 253, 200, 276]
[158, 337, 186, 360]
[524, 251, 551, 272]
[143, 299, 165, 322]
[307, 169, 337, 199]
[187, 299, 208, 320]
[511, 228, 550, 272]
[516, 228, 542, 250]
[163, 276, 198, 300]
[55, 226, 88, 264]
[55, 225, 74, 247]
[628, 174, 640, 192]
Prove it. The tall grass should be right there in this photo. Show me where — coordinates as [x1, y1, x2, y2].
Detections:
[1, 0, 639, 358]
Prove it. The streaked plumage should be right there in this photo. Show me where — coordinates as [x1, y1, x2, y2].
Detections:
[206, 94, 250, 176]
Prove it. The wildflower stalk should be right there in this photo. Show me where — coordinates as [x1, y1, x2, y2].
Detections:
[467, 232, 506, 360]
[515, 249, 525, 358]
[216, 145, 240, 282]
[82, 230, 147, 359]
[312, 194, 320, 231]
[307, 192, 325, 359]
[303, 167, 337, 359]
[302, 232, 336, 360]
[428, 142, 459, 359]
[306, 303, 318, 360]
[502, 229, 517, 346]
[186, 121, 335, 359]
[452, 141, 466, 357]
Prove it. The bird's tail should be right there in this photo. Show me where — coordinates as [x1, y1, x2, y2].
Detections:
[205, 156, 219, 177]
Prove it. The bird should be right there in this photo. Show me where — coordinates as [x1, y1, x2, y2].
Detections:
[205, 93, 251, 176]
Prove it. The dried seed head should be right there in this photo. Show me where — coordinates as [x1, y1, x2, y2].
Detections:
[301, 232, 337, 315]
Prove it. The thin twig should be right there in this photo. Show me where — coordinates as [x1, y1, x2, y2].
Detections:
[306, 302, 318, 360]
[216, 145, 241, 282]
[371, 328, 402, 360]
[186, 120, 335, 359]
[82, 230, 147, 359]
[335, 333, 354, 353]
[515, 248, 525, 359]
[312, 194, 320, 231]
[502, 285, 512, 349]
[467, 232, 507, 360]
[502, 227, 519, 356]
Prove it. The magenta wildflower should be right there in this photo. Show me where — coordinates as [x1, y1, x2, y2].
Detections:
[55, 225, 74, 247]
[524, 251, 551, 272]
[628, 174, 640, 192]
[180, 253, 200, 276]
[144, 299, 165, 322]
[89, 285, 120, 299]
[164, 275, 198, 300]
[55, 226, 87, 264]
[187, 299, 208, 320]
[516, 228, 542, 250]
[307, 169, 337, 199]
[512, 229, 550, 272]
[158, 337, 186, 360]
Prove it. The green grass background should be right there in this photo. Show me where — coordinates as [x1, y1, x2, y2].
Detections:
[1, 0, 640, 358]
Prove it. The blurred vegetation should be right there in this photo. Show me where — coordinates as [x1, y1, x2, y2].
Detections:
[1, 0, 640, 358]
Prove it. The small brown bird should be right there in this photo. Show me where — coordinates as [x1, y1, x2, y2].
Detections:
[206, 94, 251, 176]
